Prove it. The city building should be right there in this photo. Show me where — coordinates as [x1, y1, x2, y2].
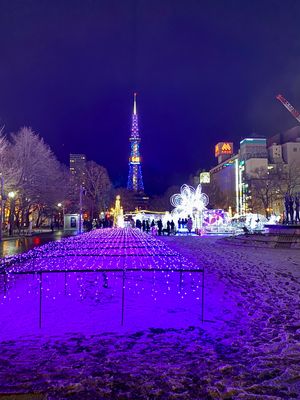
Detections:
[208, 127, 300, 217]
[210, 142, 242, 212]
[239, 138, 268, 177]
[210, 154, 241, 212]
[69, 154, 86, 176]
[268, 126, 300, 166]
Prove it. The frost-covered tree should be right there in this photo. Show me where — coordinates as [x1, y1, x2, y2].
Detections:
[7, 127, 67, 228]
[0, 129, 21, 190]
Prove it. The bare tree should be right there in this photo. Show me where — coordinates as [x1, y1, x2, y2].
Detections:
[82, 161, 112, 219]
[276, 162, 300, 196]
[249, 167, 284, 217]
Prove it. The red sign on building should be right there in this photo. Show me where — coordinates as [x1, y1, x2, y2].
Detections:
[215, 142, 233, 158]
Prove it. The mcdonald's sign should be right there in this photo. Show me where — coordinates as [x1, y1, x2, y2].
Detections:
[215, 142, 233, 157]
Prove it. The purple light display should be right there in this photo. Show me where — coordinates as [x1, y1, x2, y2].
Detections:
[0, 229, 204, 335]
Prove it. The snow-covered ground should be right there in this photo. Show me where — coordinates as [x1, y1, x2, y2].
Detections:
[0, 230, 299, 399]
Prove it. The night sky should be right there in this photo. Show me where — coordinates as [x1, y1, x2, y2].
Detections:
[1, 0, 300, 194]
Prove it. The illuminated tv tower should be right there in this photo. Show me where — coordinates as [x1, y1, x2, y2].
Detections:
[127, 93, 144, 192]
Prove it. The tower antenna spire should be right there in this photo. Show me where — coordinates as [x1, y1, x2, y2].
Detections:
[133, 92, 137, 115]
[127, 93, 144, 192]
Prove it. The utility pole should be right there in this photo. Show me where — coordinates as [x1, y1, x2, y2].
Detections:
[8, 191, 16, 236]
[79, 185, 83, 234]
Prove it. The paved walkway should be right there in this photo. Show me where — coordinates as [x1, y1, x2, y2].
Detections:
[0, 230, 76, 258]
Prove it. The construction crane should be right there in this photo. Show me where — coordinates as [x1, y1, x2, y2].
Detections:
[276, 94, 300, 124]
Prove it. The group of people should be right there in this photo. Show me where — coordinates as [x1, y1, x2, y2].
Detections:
[177, 217, 193, 231]
[284, 193, 300, 224]
[135, 218, 177, 236]
[83, 216, 114, 231]
[135, 216, 194, 235]
[135, 219, 151, 233]
[179, 216, 193, 233]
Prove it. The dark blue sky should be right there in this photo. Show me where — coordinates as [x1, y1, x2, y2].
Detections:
[0, 0, 300, 194]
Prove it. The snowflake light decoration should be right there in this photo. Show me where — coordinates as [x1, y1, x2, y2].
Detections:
[170, 184, 209, 229]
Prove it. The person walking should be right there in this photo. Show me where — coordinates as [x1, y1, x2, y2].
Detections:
[157, 219, 163, 236]
[146, 220, 150, 233]
[167, 220, 171, 236]
[284, 192, 290, 224]
[187, 216, 193, 234]
[170, 220, 175, 234]
[289, 195, 294, 224]
[295, 194, 300, 223]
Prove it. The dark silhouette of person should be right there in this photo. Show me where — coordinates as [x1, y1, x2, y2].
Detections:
[88, 220, 93, 231]
[136, 219, 142, 229]
[178, 218, 182, 229]
[142, 220, 146, 232]
[295, 194, 299, 223]
[187, 216, 193, 233]
[157, 219, 163, 235]
[170, 220, 175, 234]
[151, 219, 155, 228]
[167, 220, 171, 236]
[289, 195, 294, 224]
[284, 192, 290, 223]
[146, 220, 150, 233]
[104, 214, 110, 228]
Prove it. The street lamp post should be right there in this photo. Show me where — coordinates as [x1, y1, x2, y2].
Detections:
[57, 203, 65, 229]
[8, 191, 16, 236]
[79, 185, 83, 234]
